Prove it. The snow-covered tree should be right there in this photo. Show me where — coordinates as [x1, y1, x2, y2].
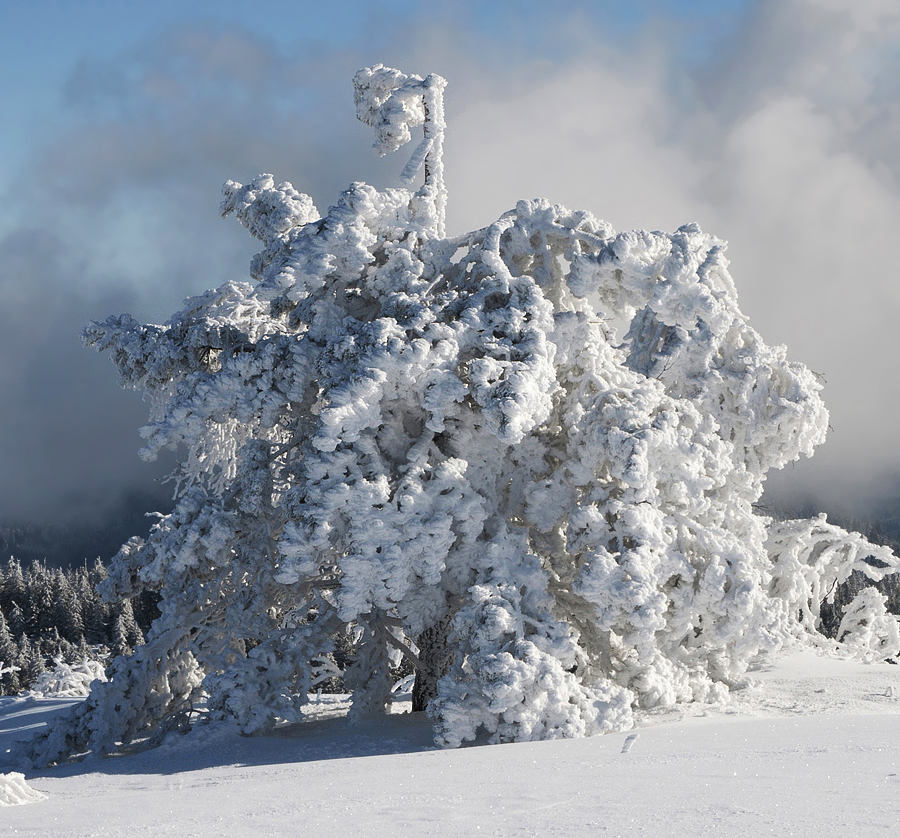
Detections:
[17, 637, 45, 686]
[19, 65, 900, 765]
[0, 613, 21, 696]
[0, 559, 25, 615]
[111, 599, 143, 657]
[52, 575, 84, 644]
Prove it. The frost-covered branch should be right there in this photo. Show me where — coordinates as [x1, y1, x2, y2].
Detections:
[766, 514, 900, 658]
[354, 64, 447, 236]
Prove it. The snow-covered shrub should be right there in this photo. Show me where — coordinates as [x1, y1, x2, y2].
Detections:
[17, 65, 900, 766]
[29, 658, 108, 699]
[0, 772, 45, 807]
[837, 588, 900, 661]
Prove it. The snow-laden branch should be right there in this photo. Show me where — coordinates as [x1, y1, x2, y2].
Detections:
[354, 64, 447, 236]
[766, 514, 900, 658]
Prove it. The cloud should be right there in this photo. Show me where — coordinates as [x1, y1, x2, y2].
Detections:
[1, 1, 899, 532]
[0, 19, 424, 525]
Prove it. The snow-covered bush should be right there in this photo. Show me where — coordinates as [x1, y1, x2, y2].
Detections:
[18, 65, 899, 765]
[0, 772, 45, 807]
[28, 658, 108, 699]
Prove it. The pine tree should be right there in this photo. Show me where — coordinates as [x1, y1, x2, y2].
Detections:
[82, 563, 112, 646]
[111, 600, 143, 657]
[0, 611, 21, 695]
[50, 573, 84, 643]
[18, 635, 46, 687]
[25, 560, 57, 639]
[0, 558, 25, 615]
[6, 601, 26, 640]
[74, 564, 100, 641]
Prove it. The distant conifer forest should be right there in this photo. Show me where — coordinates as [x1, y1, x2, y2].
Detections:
[0, 557, 156, 695]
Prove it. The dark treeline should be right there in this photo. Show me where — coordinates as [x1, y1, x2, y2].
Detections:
[0, 557, 155, 695]
[0, 555, 398, 698]
[0, 487, 174, 569]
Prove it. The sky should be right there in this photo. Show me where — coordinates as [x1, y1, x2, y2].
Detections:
[1, 0, 899, 537]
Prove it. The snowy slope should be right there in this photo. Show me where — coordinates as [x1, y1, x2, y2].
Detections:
[2, 650, 899, 837]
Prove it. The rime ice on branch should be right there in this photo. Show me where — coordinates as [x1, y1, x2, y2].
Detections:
[353, 64, 447, 236]
[20, 65, 900, 765]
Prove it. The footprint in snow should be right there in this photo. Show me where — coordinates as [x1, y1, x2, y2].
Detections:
[621, 733, 639, 754]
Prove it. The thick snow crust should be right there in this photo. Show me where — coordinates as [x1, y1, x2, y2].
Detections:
[2, 651, 899, 835]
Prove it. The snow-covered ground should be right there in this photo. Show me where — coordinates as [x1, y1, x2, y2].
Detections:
[2, 650, 899, 837]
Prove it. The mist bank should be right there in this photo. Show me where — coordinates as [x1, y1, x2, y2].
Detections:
[0, 487, 174, 569]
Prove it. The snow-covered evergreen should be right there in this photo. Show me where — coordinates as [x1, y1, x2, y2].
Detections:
[18, 65, 900, 765]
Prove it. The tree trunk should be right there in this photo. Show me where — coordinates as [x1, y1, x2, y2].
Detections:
[412, 614, 454, 712]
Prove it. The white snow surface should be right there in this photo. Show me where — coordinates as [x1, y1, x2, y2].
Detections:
[2, 650, 899, 836]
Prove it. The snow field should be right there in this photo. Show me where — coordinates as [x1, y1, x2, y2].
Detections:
[2, 650, 898, 837]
